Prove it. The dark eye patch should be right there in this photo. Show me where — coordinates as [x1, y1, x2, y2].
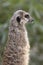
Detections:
[25, 14, 29, 18]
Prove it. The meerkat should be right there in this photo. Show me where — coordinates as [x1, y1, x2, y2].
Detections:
[3, 10, 33, 65]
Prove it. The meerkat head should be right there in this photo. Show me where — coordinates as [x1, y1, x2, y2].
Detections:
[12, 10, 34, 26]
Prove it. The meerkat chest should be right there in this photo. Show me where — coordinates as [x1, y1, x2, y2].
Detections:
[24, 29, 29, 44]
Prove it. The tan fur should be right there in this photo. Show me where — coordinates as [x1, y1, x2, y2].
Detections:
[2, 10, 33, 65]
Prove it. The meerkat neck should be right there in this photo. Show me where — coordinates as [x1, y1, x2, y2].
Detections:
[18, 24, 26, 31]
[8, 24, 28, 47]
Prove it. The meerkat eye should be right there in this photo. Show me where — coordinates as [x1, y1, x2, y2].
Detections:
[16, 16, 21, 23]
[25, 14, 29, 18]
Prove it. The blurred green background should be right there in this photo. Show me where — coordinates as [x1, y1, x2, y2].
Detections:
[0, 0, 43, 65]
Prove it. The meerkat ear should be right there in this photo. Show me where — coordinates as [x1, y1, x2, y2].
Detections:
[16, 16, 21, 23]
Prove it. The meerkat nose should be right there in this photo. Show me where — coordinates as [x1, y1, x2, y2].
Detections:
[31, 18, 34, 22]
[30, 17, 34, 22]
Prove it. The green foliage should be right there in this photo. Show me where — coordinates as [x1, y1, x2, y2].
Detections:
[0, 0, 43, 65]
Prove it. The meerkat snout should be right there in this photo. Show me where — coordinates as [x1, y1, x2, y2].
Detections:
[28, 15, 34, 22]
